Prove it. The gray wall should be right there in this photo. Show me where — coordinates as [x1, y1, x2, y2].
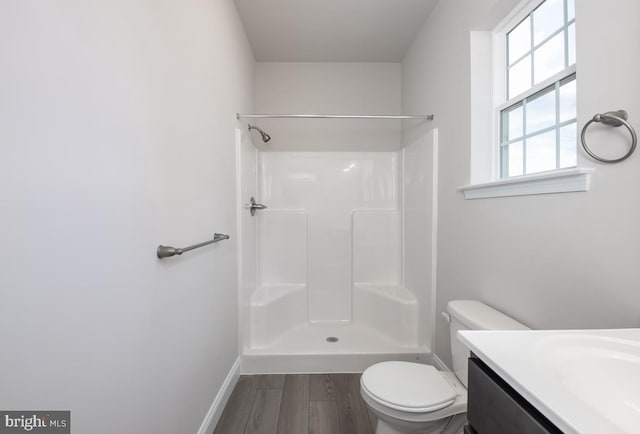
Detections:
[255, 62, 402, 151]
[402, 0, 640, 366]
[0, 1, 254, 432]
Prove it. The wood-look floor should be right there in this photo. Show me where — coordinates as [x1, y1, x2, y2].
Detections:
[213, 374, 377, 434]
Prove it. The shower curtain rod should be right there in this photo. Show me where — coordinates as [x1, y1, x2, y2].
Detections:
[236, 113, 434, 120]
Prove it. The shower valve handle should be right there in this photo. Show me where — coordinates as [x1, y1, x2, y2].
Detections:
[247, 197, 267, 216]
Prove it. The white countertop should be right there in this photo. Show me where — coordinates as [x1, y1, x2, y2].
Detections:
[458, 328, 640, 434]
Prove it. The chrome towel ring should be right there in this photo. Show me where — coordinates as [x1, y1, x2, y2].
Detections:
[581, 110, 637, 163]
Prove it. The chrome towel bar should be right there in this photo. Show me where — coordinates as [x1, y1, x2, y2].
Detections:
[581, 110, 637, 163]
[157, 233, 230, 259]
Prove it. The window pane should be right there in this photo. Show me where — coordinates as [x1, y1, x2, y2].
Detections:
[534, 32, 565, 84]
[526, 130, 557, 173]
[567, 0, 575, 21]
[508, 141, 524, 176]
[508, 55, 531, 98]
[559, 77, 576, 122]
[533, 0, 564, 45]
[502, 104, 524, 140]
[567, 23, 576, 65]
[500, 0, 576, 179]
[559, 122, 577, 167]
[526, 87, 556, 133]
[508, 17, 531, 64]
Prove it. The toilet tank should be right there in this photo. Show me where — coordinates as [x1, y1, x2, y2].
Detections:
[447, 300, 529, 387]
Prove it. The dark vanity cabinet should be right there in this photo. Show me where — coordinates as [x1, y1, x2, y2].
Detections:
[465, 354, 563, 434]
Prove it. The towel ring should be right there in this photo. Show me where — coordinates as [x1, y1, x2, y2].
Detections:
[581, 110, 637, 163]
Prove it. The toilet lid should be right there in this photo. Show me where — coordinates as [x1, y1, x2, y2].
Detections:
[361, 362, 456, 413]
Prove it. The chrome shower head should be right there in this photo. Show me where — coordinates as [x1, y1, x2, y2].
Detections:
[248, 124, 271, 143]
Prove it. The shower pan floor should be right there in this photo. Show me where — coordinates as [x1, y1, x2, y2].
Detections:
[249, 322, 420, 354]
[243, 322, 430, 374]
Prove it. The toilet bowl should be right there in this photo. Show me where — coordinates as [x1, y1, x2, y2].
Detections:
[361, 362, 467, 434]
[360, 300, 529, 434]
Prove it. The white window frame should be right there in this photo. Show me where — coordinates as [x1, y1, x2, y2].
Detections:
[497, 0, 576, 178]
[459, 0, 592, 199]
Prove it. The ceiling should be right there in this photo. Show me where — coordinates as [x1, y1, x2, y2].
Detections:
[233, 0, 439, 62]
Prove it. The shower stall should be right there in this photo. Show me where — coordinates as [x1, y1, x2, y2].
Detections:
[236, 115, 438, 373]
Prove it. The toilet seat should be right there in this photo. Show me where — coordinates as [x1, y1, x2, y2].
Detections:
[361, 361, 457, 413]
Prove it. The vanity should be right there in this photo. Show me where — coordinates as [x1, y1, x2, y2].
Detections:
[458, 329, 640, 434]
[464, 354, 562, 433]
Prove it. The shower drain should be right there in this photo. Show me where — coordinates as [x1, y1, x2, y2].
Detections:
[326, 336, 339, 343]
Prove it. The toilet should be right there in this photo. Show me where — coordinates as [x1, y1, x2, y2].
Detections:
[360, 300, 529, 434]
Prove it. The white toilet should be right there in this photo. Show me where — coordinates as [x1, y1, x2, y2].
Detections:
[360, 300, 529, 434]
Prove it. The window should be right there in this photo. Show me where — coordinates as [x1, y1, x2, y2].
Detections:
[460, 0, 591, 199]
[499, 0, 576, 178]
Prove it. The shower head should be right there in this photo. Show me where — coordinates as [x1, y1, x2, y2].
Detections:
[248, 124, 271, 143]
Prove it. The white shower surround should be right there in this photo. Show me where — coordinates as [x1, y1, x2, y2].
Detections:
[236, 128, 438, 373]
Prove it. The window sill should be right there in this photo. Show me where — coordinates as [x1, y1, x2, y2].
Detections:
[458, 167, 594, 200]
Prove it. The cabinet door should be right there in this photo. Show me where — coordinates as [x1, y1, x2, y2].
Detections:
[467, 357, 562, 434]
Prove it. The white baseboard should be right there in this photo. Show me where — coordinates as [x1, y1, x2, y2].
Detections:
[432, 354, 450, 372]
[197, 357, 242, 434]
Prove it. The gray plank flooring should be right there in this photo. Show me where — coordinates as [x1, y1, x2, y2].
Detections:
[309, 401, 341, 434]
[214, 373, 376, 434]
[332, 374, 374, 434]
[276, 374, 310, 434]
[245, 389, 283, 434]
